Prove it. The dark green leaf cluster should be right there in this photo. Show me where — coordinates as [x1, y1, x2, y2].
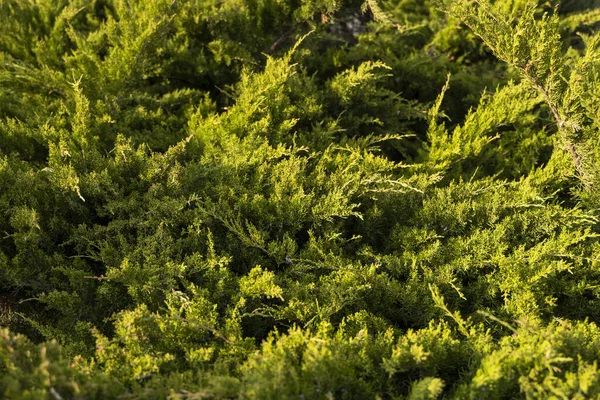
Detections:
[1, 0, 600, 398]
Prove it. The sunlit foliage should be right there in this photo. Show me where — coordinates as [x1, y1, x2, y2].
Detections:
[1, 0, 600, 398]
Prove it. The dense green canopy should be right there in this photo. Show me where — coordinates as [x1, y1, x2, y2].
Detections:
[1, 0, 600, 398]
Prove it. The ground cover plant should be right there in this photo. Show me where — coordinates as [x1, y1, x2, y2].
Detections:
[1, 0, 600, 398]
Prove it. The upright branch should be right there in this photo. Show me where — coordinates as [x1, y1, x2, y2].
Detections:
[436, 0, 600, 193]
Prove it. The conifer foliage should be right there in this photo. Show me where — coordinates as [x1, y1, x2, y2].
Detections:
[1, 0, 600, 398]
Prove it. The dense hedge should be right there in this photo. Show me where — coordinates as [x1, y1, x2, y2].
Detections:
[1, 0, 600, 398]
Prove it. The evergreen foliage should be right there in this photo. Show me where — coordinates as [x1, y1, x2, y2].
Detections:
[1, 0, 600, 398]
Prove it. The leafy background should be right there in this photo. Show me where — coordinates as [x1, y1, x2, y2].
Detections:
[1, 0, 600, 398]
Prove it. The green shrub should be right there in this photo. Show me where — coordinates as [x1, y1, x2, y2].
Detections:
[1, 0, 600, 398]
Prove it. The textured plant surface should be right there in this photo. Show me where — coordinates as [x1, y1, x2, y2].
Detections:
[1, 0, 600, 398]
